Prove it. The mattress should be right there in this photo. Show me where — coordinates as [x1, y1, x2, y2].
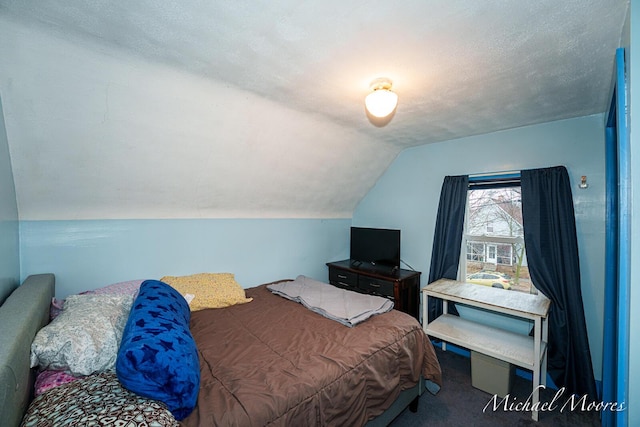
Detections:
[181, 284, 441, 426]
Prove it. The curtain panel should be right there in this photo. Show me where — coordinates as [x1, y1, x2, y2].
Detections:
[427, 175, 468, 322]
[521, 165, 597, 400]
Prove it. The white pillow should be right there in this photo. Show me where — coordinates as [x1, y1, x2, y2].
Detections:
[31, 294, 133, 376]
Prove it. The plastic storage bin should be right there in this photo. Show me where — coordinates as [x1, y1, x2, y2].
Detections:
[471, 351, 514, 397]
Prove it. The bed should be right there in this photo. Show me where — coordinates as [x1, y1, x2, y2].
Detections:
[0, 273, 442, 427]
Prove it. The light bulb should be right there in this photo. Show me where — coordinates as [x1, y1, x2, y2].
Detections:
[365, 88, 398, 118]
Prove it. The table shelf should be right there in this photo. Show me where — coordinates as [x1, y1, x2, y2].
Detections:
[422, 278, 550, 421]
[425, 314, 546, 369]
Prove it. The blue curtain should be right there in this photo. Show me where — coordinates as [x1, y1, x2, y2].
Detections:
[427, 175, 468, 322]
[521, 166, 597, 400]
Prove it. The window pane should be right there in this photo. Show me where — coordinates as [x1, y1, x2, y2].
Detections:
[466, 241, 485, 262]
[496, 244, 512, 265]
[464, 187, 533, 294]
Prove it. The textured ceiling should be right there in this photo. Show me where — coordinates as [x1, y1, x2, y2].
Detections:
[0, 0, 630, 219]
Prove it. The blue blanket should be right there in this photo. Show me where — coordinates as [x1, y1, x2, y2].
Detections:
[116, 280, 199, 420]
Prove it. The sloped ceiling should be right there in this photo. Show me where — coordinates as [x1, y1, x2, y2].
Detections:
[0, 0, 629, 220]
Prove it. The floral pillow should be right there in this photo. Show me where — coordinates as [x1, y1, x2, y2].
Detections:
[88, 279, 144, 296]
[49, 279, 143, 320]
[30, 293, 133, 376]
[160, 272, 252, 311]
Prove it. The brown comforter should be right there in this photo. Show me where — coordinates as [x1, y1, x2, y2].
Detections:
[181, 283, 441, 427]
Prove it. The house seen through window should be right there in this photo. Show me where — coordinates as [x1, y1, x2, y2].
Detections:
[462, 181, 535, 294]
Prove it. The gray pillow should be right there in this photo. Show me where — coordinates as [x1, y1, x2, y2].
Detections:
[30, 294, 133, 376]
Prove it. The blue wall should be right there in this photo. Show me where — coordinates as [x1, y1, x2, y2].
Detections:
[20, 218, 350, 298]
[353, 114, 606, 381]
[0, 95, 20, 303]
[627, 2, 639, 424]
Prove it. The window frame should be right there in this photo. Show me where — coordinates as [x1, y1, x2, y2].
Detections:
[459, 173, 531, 293]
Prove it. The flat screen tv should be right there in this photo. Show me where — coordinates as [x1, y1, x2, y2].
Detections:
[350, 227, 400, 270]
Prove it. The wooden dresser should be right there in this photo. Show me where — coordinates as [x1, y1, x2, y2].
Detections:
[326, 259, 421, 319]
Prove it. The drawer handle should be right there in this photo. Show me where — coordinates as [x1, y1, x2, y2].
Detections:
[368, 283, 381, 288]
[338, 281, 350, 286]
[337, 274, 347, 279]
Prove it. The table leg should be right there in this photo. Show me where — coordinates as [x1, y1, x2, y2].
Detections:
[422, 291, 427, 328]
[532, 317, 541, 421]
[441, 297, 448, 351]
[542, 316, 548, 387]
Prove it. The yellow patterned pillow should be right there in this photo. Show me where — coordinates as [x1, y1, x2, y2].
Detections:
[160, 273, 253, 311]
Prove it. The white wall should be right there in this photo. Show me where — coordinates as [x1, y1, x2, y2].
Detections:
[0, 16, 397, 221]
[0, 96, 20, 301]
[353, 114, 606, 381]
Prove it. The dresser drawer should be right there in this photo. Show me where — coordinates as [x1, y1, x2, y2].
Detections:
[329, 268, 358, 288]
[358, 276, 395, 298]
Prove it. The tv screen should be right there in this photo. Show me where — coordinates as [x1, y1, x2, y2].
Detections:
[350, 227, 400, 269]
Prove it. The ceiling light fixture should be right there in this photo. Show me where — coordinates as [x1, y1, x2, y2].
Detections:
[365, 78, 398, 118]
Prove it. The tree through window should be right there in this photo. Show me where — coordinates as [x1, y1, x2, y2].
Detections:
[462, 185, 534, 293]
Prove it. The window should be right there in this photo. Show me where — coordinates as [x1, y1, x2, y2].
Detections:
[461, 177, 534, 294]
[496, 244, 513, 266]
[466, 241, 485, 262]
